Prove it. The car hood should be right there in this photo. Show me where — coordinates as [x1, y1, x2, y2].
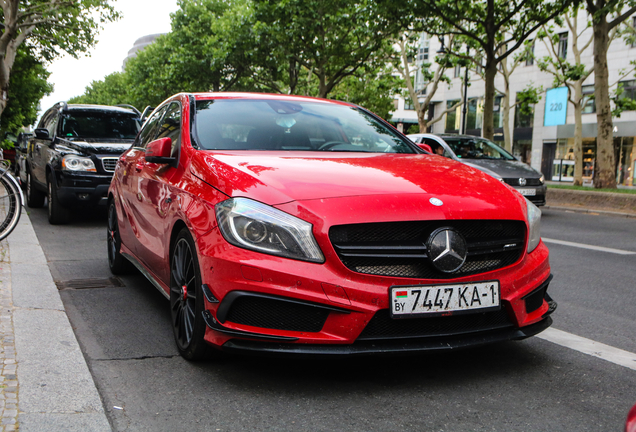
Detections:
[463, 159, 541, 179]
[58, 138, 133, 155]
[191, 151, 524, 212]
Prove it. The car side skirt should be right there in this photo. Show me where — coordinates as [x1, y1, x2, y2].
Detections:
[122, 252, 170, 300]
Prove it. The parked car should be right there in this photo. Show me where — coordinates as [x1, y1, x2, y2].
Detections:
[13, 132, 32, 188]
[108, 93, 555, 360]
[408, 133, 546, 206]
[26, 102, 141, 224]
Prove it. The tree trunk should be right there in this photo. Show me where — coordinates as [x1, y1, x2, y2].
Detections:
[590, 15, 616, 188]
[482, 60, 497, 140]
[572, 82, 584, 186]
[502, 90, 512, 152]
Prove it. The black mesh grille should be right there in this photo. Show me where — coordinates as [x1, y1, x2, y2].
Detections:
[502, 178, 543, 186]
[330, 220, 526, 279]
[225, 296, 329, 332]
[358, 308, 514, 340]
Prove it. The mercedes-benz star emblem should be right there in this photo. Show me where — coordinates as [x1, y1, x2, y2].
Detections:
[518, 178, 527, 186]
[427, 227, 468, 273]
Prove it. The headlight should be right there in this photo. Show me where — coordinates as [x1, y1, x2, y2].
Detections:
[62, 155, 96, 172]
[215, 198, 324, 263]
[526, 199, 542, 253]
[539, 174, 545, 184]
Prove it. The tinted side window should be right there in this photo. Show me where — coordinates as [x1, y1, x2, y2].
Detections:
[137, 106, 167, 148]
[155, 102, 181, 157]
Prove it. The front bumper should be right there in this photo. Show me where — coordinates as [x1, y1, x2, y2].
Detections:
[196, 225, 554, 355]
[514, 185, 547, 206]
[55, 170, 113, 207]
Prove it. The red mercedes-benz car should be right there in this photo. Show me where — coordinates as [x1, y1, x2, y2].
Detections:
[107, 93, 555, 360]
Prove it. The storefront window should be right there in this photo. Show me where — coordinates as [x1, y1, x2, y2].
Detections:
[466, 98, 483, 130]
[445, 100, 461, 132]
[617, 136, 635, 185]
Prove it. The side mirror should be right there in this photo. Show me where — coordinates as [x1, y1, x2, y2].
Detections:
[34, 128, 50, 140]
[417, 143, 433, 153]
[145, 137, 174, 164]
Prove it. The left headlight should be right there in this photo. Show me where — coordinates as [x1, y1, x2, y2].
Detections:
[215, 198, 325, 263]
[62, 155, 96, 172]
[539, 173, 545, 185]
[526, 199, 542, 253]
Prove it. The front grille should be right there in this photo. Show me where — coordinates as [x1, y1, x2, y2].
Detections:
[225, 296, 330, 332]
[502, 178, 543, 186]
[330, 220, 526, 279]
[101, 157, 118, 172]
[357, 308, 514, 341]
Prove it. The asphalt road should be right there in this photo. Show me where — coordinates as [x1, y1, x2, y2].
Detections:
[26, 206, 636, 432]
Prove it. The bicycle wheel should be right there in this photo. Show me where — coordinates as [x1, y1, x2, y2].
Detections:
[0, 172, 22, 241]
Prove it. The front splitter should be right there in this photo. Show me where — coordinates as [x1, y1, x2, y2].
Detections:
[219, 316, 553, 357]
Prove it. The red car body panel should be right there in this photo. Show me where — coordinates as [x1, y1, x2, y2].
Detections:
[109, 92, 554, 356]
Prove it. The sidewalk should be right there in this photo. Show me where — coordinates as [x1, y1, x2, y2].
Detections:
[0, 209, 111, 432]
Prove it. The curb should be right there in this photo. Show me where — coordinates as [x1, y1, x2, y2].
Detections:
[543, 205, 636, 219]
[6, 209, 111, 432]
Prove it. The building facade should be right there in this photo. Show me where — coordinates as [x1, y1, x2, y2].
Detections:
[390, 15, 636, 186]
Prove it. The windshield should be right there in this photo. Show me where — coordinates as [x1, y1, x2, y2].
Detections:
[443, 137, 515, 160]
[60, 112, 140, 140]
[194, 99, 415, 153]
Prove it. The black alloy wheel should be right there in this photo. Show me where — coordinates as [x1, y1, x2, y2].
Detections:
[107, 200, 132, 274]
[26, 171, 45, 208]
[47, 174, 70, 224]
[170, 228, 211, 360]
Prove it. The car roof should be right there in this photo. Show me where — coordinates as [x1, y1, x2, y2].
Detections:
[190, 92, 356, 108]
[63, 104, 140, 116]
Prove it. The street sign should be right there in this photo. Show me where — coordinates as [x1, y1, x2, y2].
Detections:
[544, 87, 568, 126]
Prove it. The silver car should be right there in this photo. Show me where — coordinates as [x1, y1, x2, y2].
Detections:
[408, 133, 546, 206]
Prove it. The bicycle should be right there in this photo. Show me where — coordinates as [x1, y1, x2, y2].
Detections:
[0, 159, 24, 240]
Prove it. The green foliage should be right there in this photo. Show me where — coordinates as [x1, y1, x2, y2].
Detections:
[68, 72, 130, 106]
[252, 0, 405, 97]
[329, 65, 403, 119]
[1, 47, 52, 135]
[516, 85, 543, 117]
[69, 0, 406, 118]
[0, 0, 119, 62]
[612, 77, 636, 117]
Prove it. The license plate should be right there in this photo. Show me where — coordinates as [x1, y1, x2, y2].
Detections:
[390, 281, 500, 318]
[517, 188, 536, 196]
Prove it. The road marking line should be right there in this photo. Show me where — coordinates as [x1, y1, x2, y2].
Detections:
[537, 328, 636, 371]
[542, 238, 636, 255]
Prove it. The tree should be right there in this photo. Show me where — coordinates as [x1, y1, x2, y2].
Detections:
[68, 72, 130, 107]
[470, 40, 541, 151]
[328, 65, 402, 119]
[584, 0, 636, 188]
[0, 0, 118, 119]
[253, 0, 405, 99]
[1, 46, 52, 138]
[394, 32, 463, 133]
[537, 9, 596, 185]
[410, 0, 574, 140]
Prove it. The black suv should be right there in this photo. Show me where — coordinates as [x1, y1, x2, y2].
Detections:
[26, 102, 141, 224]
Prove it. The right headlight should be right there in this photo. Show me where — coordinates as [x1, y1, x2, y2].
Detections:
[215, 198, 324, 263]
[526, 199, 542, 253]
[62, 155, 96, 172]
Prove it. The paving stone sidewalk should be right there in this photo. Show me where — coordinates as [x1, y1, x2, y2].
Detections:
[0, 209, 111, 432]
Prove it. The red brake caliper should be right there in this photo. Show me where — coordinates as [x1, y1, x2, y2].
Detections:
[182, 285, 188, 301]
